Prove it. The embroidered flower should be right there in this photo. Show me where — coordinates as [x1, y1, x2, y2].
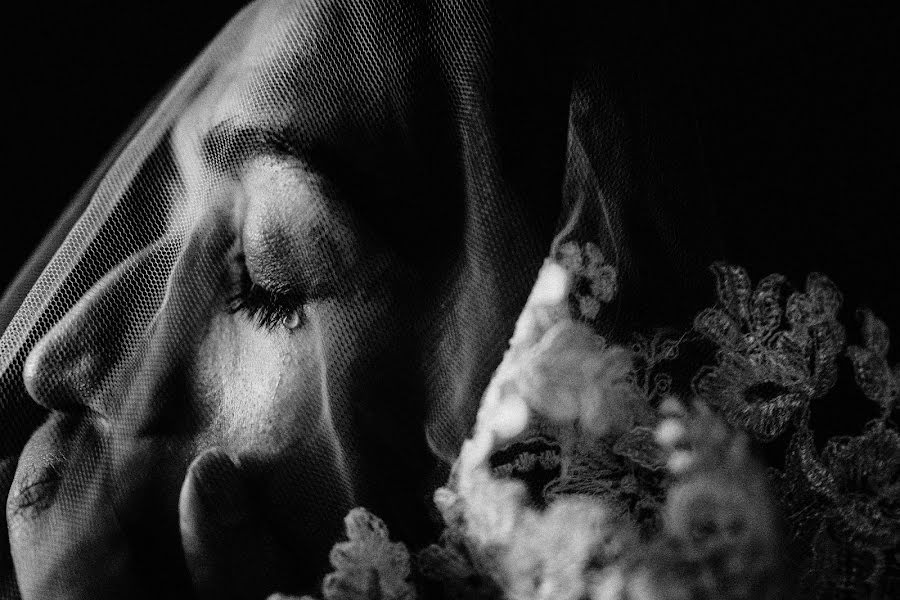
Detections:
[692, 263, 845, 440]
[611, 427, 667, 472]
[503, 320, 639, 440]
[783, 423, 899, 547]
[776, 422, 900, 596]
[821, 426, 900, 547]
[316, 508, 415, 600]
[555, 241, 618, 320]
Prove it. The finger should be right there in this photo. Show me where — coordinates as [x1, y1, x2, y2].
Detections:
[0, 456, 21, 599]
[7, 414, 145, 600]
[180, 448, 291, 599]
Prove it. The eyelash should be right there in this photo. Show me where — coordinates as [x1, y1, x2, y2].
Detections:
[227, 259, 307, 331]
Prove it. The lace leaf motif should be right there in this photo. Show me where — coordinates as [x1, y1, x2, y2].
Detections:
[692, 262, 846, 441]
[691, 263, 900, 596]
[778, 421, 900, 597]
[847, 309, 899, 418]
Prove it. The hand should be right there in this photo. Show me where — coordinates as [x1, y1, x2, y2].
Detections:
[7, 422, 296, 599]
[6, 414, 170, 599]
[1, 456, 20, 599]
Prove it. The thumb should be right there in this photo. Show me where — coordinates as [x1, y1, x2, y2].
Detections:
[179, 448, 291, 600]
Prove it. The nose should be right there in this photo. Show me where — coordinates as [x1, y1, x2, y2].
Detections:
[23, 215, 233, 426]
[22, 241, 176, 417]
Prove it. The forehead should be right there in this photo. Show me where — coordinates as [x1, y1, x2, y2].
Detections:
[175, 0, 420, 155]
[167, 0, 438, 247]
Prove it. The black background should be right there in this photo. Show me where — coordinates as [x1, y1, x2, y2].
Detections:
[4, 1, 248, 292]
[4, 1, 898, 322]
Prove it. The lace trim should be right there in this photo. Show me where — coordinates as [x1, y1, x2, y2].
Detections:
[283, 258, 898, 600]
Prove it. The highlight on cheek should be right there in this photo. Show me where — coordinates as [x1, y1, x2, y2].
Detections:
[191, 309, 326, 455]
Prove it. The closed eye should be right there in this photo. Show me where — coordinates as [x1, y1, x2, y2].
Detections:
[227, 253, 307, 331]
[202, 118, 304, 176]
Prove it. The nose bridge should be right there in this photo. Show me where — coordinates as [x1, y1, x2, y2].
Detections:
[23, 210, 235, 425]
[22, 240, 177, 417]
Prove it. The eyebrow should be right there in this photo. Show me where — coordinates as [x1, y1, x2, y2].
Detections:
[201, 118, 395, 256]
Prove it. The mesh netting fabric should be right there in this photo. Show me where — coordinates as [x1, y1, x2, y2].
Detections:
[0, 2, 613, 596]
[4, 1, 893, 599]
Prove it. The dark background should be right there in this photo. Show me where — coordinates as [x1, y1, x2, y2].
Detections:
[4, 1, 898, 319]
[4, 1, 249, 292]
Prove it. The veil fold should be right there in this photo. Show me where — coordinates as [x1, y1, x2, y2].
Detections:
[0, 1, 728, 598]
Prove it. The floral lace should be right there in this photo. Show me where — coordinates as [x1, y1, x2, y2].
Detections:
[692, 263, 846, 441]
[278, 257, 898, 600]
[270, 508, 415, 600]
[554, 241, 618, 321]
[692, 264, 898, 598]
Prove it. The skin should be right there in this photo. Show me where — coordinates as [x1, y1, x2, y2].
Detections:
[5, 1, 444, 597]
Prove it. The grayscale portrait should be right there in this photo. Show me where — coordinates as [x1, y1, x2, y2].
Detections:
[1, 1, 896, 599]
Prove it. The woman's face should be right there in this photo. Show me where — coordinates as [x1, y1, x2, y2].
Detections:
[7, 1, 440, 596]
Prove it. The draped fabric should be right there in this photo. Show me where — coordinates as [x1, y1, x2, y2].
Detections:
[0, 1, 895, 599]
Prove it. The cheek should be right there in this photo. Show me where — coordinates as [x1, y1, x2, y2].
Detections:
[190, 308, 325, 456]
[186, 274, 410, 484]
[183, 276, 418, 560]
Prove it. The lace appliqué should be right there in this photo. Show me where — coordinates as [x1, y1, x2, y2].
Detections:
[629, 331, 681, 407]
[695, 264, 899, 598]
[774, 310, 899, 598]
[554, 241, 618, 320]
[776, 423, 900, 597]
[296, 260, 895, 600]
[276, 508, 415, 600]
[847, 309, 899, 420]
[418, 256, 781, 600]
[692, 262, 845, 441]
